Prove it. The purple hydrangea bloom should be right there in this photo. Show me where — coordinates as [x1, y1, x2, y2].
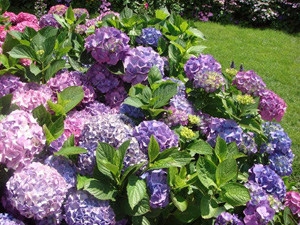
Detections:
[258, 89, 287, 122]
[64, 190, 116, 225]
[269, 152, 293, 177]
[82, 101, 113, 116]
[136, 27, 163, 47]
[285, 191, 300, 216]
[0, 214, 25, 225]
[97, 11, 119, 21]
[142, 169, 170, 208]
[85, 63, 120, 93]
[39, 14, 61, 28]
[215, 212, 244, 225]
[196, 111, 212, 136]
[6, 162, 68, 220]
[120, 104, 144, 118]
[184, 54, 222, 81]
[260, 122, 291, 155]
[75, 24, 87, 34]
[193, 71, 225, 92]
[0, 110, 45, 171]
[248, 164, 286, 201]
[85, 27, 130, 65]
[48, 5, 68, 16]
[35, 211, 63, 225]
[105, 85, 127, 109]
[163, 77, 186, 97]
[243, 200, 275, 225]
[44, 155, 77, 190]
[122, 46, 165, 85]
[232, 70, 266, 96]
[240, 132, 258, 155]
[0, 74, 25, 98]
[169, 95, 195, 115]
[49, 133, 68, 153]
[162, 106, 188, 127]
[73, 8, 89, 19]
[133, 120, 179, 153]
[207, 118, 243, 147]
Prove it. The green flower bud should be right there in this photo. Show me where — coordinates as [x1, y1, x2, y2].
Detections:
[180, 127, 195, 140]
[188, 114, 200, 126]
[237, 94, 255, 105]
[225, 68, 238, 77]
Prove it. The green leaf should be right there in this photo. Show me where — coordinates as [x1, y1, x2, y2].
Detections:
[65, 5, 75, 24]
[32, 104, 52, 126]
[122, 194, 150, 216]
[227, 142, 239, 159]
[157, 37, 167, 54]
[127, 175, 147, 209]
[54, 146, 87, 156]
[2, 33, 21, 54]
[59, 86, 84, 113]
[43, 116, 64, 145]
[167, 167, 177, 187]
[173, 203, 201, 223]
[196, 157, 217, 189]
[201, 195, 225, 219]
[62, 134, 75, 147]
[47, 100, 65, 116]
[142, 86, 152, 103]
[221, 183, 251, 206]
[123, 97, 144, 108]
[215, 136, 228, 162]
[155, 8, 170, 20]
[186, 45, 206, 56]
[148, 135, 160, 162]
[45, 59, 66, 81]
[216, 157, 237, 187]
[116, 140, 130, 170]
[96, 142, 117, 180]
[170, 41, 185, 55]
[0, 0, 10, 13]
[187, 139, 213, 156]
[8, 45, 37, 60]
[147, 66, 162, 87]
[120, 162, 146, 185]
[0, 54, 9, 68]
[106, 60, 125, 75]
[152, 82, 177, 108]
[132, 216, 150, 225]
[186, 28, 205, 40]
[77, 174, 88, 190]
[41, 35, 56, 61]
[171, 192, 188, 212]
[0, 94, 12, 115]
[120, 6, 133, 20]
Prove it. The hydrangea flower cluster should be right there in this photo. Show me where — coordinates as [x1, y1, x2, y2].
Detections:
[39, 14, 61, 28]
[243, 200, 275, 225]
[35, 211, 63, 225]
[285, 191, 300, 216]
[105, 85, 127, 108]
[232, 70, 266, 96]
[15, 12, 38, 24]
[142, 169, 170, 208]
[236, 94, 255, 105]
[82, 101, 113, 116]
[258, 89, 287, 122]
[48, 4, 68, 16]
[0, 74, 24, 98]
[6, 162, 68, 220]
[0, 214, 25, 225]
[64, 190, 116, 225]
[136, 27, 163, 47]
[163, 106, 188, 127]
[269, 152, 293, 176]
[120, 104, 144, 118]
[133, 120, 179, 153]
[207, 118, 243, 147]
[73, 8, 89, 19]
[215, 212, 243, 225]
[3, 11, 17, 24]
[196, 111, 212, 136]
[0, 110, 45, 171]
[193, 71, 225, 92]
[85, 27, 130, 65]
[122, 46, 165, 84]
[240, 132, 258, 155]
[169, 95, 195, 115]
[184, 54, 222, 81]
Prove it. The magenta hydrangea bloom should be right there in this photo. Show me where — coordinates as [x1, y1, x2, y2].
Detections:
[184, 54, 222, 81]
[73, 8, 89, 19]
[3, 12, 17, 24]
[232, 70, 266, 96]
[12, 83, 53, 112]
[0, 214, 25, 225]
[285, 191, 300, 216]
[19, 58, 31, 66]
[85, 27, 130, 65]
[193, 71, 225, 92]
[133, 120, 179, 153]
[258, 89, 287, 122]
[0, 110, 45, 171]
[64, 190, 116, 225]
[136, 27, 163, 47]
[105, 85, 127, 108]
[162, 106, 188, 127]
[122, 46, 165, 84]
[15, 12, 38, 24]
[215, 212, 244, 225]
[6, 162, 68, 220]
[39, 14, 61, 28]
[0, 74, 25, 98]
[85, 63, 120, 93]
[48, 5, 68, 16]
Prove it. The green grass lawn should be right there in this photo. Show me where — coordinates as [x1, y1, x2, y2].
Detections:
[195, 21, 300, 182]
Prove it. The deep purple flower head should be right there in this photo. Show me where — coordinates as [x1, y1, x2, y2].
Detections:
[285, 191, 300, 216]
[142, 169, 170, 208]
[169, 95, 195, 115]
[82, 101, 113, 116]
[35, 211, 63, 225]
[64, 190, 116, 225]
[122, 46, 164, 85]
[196, 111, 212, 136]
[248, 164, 286, 201]
[269, 152, 293, 177]
[184, 54, 222, 81]
[243, 200, 275, 225]
[44, 155, 77, 190]
[16, 12, 38, 24]
[0, 74, 25, 98]
[240, 132, 258, 155]
[193, 71, 225, 92]
[85, 27, 130, 65]
[120, 104, 144, 118]
[0, 214, 25, 225]
[258, 89, 287, 122]
[39, 14, 61, 28]
[6, 162, 68, 220]
[162, 106, 188, 127]
[215, 212, 244, 225]
[105, 85, 128, 109]
[73, 8, 89, 19]
[133, 120, 179, 153]
[86, 63, 120, 93]
[163, 77, 186, 97]
[245, 181, 269, 206]
[48, 5, 68, 16]
[260, 122, 291, 155]
[0, 110, 45, 171]
[232, 70, 266, 96]
[136, 27, 163, 47]
[207, 118, 243, 147]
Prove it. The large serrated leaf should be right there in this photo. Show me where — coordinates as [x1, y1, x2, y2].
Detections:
[221, 183, 251, 206]
[127, 175, 147, 209]
[8, 45, 37, 60]
[216, 157, 237, 187]
[148, 135, 160, 162]
[196, 157, 217, 189]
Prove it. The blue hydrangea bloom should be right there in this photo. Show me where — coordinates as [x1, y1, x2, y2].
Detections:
[240, 132, 258, 155]
[269, 152, 293, 177]
[136, 27, 163, 47]
[120, 104, 144, 118]
[0, 213, 25, 225]
[169, 95, 195, 115]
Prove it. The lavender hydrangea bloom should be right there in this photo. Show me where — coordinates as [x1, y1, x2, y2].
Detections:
[136, 27, 163, 47]
[49, 133, 68, 153]
[240, 132, 258, 155]
[133, 120, 179, 153]
[196, 111, 212, 136]
[193, 71, 225, 92]
[184, 54, 222, 81]
[0, 110, 45, 171]
[215, 212, 244, 225]
[73, 8, 89, 19]
[142, 169, 170, 208]
[44, 155, 77, 190]
[269, 152, 293, 177]
[122, 46, 164, 84]
[258, 89, 287, 122]
[105, 85, 127, 109]
[6, 162, 68, 220]
[0, 214, 25, 225]
[120, 104, 144, 118]
[169, 95, 195, 115]
[35, 211, 63, 225]
[207, 118, 243, 147]
[48, 5, 68, 16]
[162, 106, 188, 127]
[0, 74, 24, 98]
[163, 77, 186, 97]
[248, 164, 286, 201]
[85, 63, 120, 93]
[285, 191, 300, 216]
[82, 101, 113, 116]
[39, 14, 61, 28]
[85, 27, 130, 65]
[232, 70, 266, 96]
[64, 190, 116, 225]
[243, 200, 275, 225]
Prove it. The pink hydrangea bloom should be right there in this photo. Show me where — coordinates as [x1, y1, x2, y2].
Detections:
[3, 12, 17, 24]
[11, 21, 40, 32]
[19, 58, 32, 66]
[285, 191, 300, 216]
[48, 4, 68, 16]
[15, 12, 38, 24]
